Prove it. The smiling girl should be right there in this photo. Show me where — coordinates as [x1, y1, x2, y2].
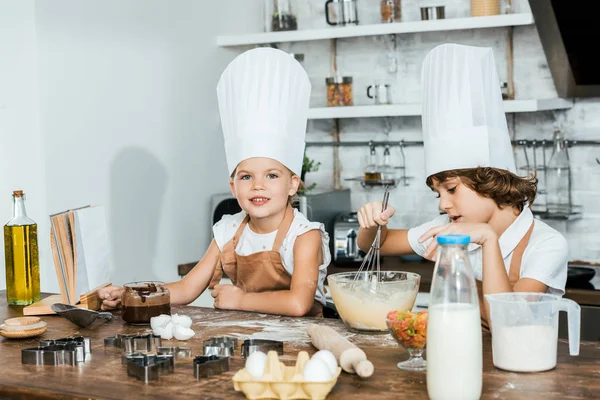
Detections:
[100, 48, 330, 317]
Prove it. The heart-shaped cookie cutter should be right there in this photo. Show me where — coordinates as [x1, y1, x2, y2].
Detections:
[193, 355, 230, 379]
[241, 339, 284, 358]
[203, 336, 238, 357]
[123, 353, 175, 382]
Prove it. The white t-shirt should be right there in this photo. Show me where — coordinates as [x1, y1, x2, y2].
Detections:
[212, 209, 330, 306]
[407, 205, 568, 295]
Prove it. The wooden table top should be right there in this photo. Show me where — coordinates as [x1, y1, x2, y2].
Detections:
[0, 291, 598, 399]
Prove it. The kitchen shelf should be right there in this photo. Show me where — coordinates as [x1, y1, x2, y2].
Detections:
[217, 13, 534, 47]
[345, 176, 414, 188]
[307, 99, 573, 119]
[532, 205, 583, 221]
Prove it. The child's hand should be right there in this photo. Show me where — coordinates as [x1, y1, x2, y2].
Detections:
[211, 284, 245, 310]
[357, 201, 396, 229]
[98, 285, 125, 310]
[419, 222, 497, 260]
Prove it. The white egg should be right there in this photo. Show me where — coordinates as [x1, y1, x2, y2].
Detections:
[173, 324, 195, 340]
[245, 351, 268, 380]
[153, 321, 173, 340]
[303, 358, 333, 382]
[311, 350, 338, 375]
[171, 314, 193, 329]
[150, 314, 171, 330]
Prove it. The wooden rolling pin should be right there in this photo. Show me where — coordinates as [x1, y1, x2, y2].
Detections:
[307, 324, 374, 378]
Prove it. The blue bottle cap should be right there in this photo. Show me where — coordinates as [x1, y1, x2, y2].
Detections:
[437, 234, 470, 245]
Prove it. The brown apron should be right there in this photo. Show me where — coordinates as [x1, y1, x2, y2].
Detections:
[478, 222, 534, 330]
[209, 206, 323, 318]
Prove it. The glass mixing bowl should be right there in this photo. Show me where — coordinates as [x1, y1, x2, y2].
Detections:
[327, 271, 420, 333]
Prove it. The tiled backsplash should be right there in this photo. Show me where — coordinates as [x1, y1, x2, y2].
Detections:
[277, 0, 600, 262]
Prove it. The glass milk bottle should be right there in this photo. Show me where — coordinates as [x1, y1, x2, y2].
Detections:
[545, 130, 571, 214]
[427, 234, 482, 400]
[4, 190, 40, 305]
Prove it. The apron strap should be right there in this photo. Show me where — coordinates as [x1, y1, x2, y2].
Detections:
[272, 206, 295, 252]
[507, 221, 535, 285]
[231, 214, 250, 249]
[480, 221, 535, 330]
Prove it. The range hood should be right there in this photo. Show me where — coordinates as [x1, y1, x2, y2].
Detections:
[529, 0, 600, 98]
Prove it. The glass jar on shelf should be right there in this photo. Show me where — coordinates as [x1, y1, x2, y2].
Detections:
[380, 0, 401, 23]
[379, 145, 398, 185]
[272, 0, 298, 32]
[364, 142, 381, 183]
[545, 130, 572, 215]
[326, 76, 353, 107]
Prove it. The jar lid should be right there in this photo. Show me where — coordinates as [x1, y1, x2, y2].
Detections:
[326, 76, 353, 84]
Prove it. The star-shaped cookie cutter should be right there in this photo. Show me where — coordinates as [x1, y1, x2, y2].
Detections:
[22, 336, 92, 366]
[104, 333, 161, 354]
[123, 352, 175, 383]
[193, 355, 229, 379]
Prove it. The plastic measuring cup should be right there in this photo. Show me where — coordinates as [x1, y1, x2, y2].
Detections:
[485, 292, 580, 372]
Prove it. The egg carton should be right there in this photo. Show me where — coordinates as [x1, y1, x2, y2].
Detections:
[232, 351, 341, 400]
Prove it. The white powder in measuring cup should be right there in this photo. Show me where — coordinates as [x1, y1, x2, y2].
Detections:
[492, 325, 558, 372]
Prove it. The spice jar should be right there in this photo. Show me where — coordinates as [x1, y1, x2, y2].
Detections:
[121, 281, 171, 325]
[326, 76, 353, 107]
[500, 82, 512, 100]
[381, 0, 401, 23]
[272, 0, 298, 31]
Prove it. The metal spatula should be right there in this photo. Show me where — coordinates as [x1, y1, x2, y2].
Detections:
[51, 303, 113, 328]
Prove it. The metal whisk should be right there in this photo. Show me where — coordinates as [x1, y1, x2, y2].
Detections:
[353, 186, 391, 286]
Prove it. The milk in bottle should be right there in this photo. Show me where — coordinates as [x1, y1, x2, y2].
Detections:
[426, 234, 482, 400]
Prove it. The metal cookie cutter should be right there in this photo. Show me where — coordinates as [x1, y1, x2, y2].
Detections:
[241, 339, 283, 358]
[157, 346, 192, 361]
[104, 333, 161, 354]
[39, 336, 91, 363]
[22, 337, 92, 366]
[203, 336, 237, 357]
[123, 353, 174, 383]
[193, 355, 229, 379]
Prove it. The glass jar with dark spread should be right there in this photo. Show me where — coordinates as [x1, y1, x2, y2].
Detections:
[121, 281, 170, 325]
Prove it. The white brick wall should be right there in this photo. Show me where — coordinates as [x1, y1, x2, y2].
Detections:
[278, 0, 600, 262]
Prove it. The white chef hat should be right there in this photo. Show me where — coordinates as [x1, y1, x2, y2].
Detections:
[421, 43, 516, 178]
[217, 47, 311, 177]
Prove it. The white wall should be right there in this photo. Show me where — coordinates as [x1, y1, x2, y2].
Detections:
[35, 0, 262, 289]
[0, 0, 261, 292]
[0, 0, 50, 291]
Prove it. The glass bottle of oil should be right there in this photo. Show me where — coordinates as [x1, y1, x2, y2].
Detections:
[4, 190, 40, 305]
